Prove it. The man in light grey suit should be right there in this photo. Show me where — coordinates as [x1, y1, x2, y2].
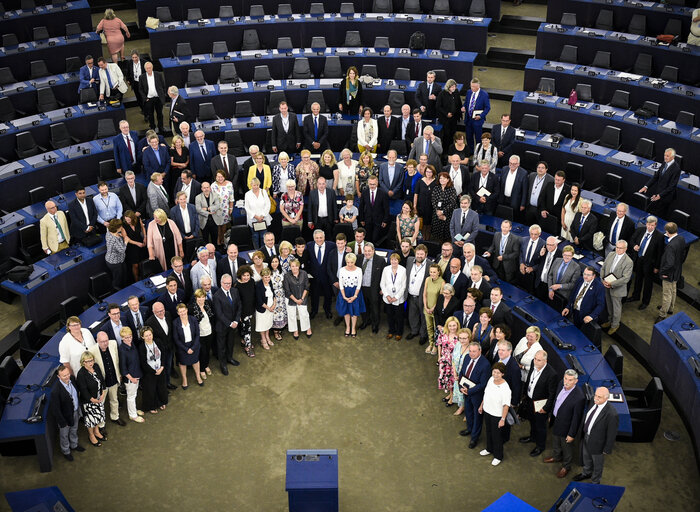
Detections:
[146, 172, 170, 218]
[408, 125, 443, 169]
[194, 182, 224, 246]
[404, 244, 433, 346]
[449, 195, 479, 256]
[378, 150, 404, 199]
[483, 219, 521, 282]
[599, 240, 633, 335]
[547, 245, 581, 303]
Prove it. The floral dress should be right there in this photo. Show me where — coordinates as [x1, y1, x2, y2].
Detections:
[356, 164, 379, 194]
[211, 181, 234, 223]
[281, 191, 304, 221]
[280, 254, 297, 274]
[430, 185, 457, 242]
[452, 345, 469, 406]
[436, 333, 458, 391]
[398, 214, 420, 242]
[271, 270, 287, 329]
[296, 161, 319, 196]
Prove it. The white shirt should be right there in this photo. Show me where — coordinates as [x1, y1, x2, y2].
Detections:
[52, 214, 65, 243]
[609, 216, 624, 242]
[553, 184, 564, 206]
[541, 250, 555, 282]
[317, 189, 328, 217]
[338, 266, 362, 288]
[527, 364, 546, 399]
[471, 278, 482, 289]
[76, 199, 90, 226]
[132, 60, 142, 81]
[449, 166, 462, 195]
[380, 265, 407, 305]
[504, 169, 517, 197]
[58, 329, 97, 375]
[483, 377, 512, 417]
[145, 72, 157, 98]
[281, 113, 290, 131]
[639, 230, 654, 257]
[514, 338, 543, 381]
[179, 205, 191, 234]
[313, 243, 325, 263]
[408, 260, 427, 296]
[155, 315, 169, 335]
[336, 160, 357, 193]
[180, 182, 192, 203]
[524, 239, 537, 264]
[479, 173, 489, 188]
[609, 253, 624, 275]
[110, 321, 123, 345]
[585, 404, 605, 435]
[462, 256, 476, 277]
[123, 134, 136, 161]
[244, 189, 272, 226]
[182, 322, 192, 343]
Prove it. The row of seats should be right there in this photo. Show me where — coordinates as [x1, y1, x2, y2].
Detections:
[0, 0, 66, 11]
[155, 0, 486, 22]
[0, 87, 67, 121]
[0, 55, 82, 85]
[1, 22, 82, 46]
[560, 11, 682, 39]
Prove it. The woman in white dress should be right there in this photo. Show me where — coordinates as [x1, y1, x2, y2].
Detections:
[335, 148, 357, 197]
[472, 132, 498, 173]
[356, 107, 378, 153]
[244, 177, 272, 249]
[255, 268, 276, 349]
[513, 326, 544, 383]
[560, 183, 581, 242]
[379, 253, 407, 339]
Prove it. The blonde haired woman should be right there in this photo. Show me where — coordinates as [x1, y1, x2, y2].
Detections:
[335, 148, 357, 196]
[96, 8, 130, 62]
[244, 177, 272, 249]
[355, 150, 378, 197]
[247, 152, 272, 191]
[357, 107, 378, 153]
[169, 134, 189, 172]
[146, 209, 183, 271]
[296, 150, 319, 195]
[513, 325, 544, 382]
[319, 149, 337, 191]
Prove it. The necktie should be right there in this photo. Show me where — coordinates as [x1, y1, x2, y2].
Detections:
[207, 291, 212, 301]
[501, 126, 506, 139]
[465, 359, 475, 379]
[575, 282, 589, 308]
[542, 252, 553, 281]
[125, 136, 134, 162]
[53, 215, 66, 241]
[639, 232, 650, 256]
[461, 212, 466, 226]
[469, 91, 477, 115]
[386, 118, 390, 128]
[200, 144, 206, 158]
[499, 235, 506, 255]
[424, 139, 430, 154]
[317, 245, 322, 262]
[226, 291, 232, 304]
[171, 294, 177, 305]
[160, 186, 168, 199]
[134, 312, 142, 330]
[223, 156, 229, 175]
[314, 116, 318, 139]
[660, 163, 667, 175]
[154, 148, 161, 165]
[580, 215, 586, 230]
[584, 405, 598, 434]
[491, 304, 495, 313]
[526, 240, 534, 264]
[451, 274, 456, 285]
[371, 190, 375, 205]
[106, 69, 113, 89]
[610, 218, 619, 244]
[556, 261, 568, 283]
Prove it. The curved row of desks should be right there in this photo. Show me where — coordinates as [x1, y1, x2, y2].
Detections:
[0, 0, 92, 44]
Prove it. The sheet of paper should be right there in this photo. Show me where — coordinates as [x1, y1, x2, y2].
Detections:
[460, 376, 475, 389]
[477, 187, 491, 197]
[534, 399, 547, 412]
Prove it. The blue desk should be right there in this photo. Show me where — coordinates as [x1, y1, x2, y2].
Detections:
[0, 72, 82, 116]
[160, 47, 476, 88]
[5, 486, 75, 512]
[0, 32, 102, 83]
[523, 58, 699, 123]
[482, 493, 539, 512]
[0, 0, 92, 43]
[547, 482, 625, 512]
[510, 91, 697, 171]
[546, 0, 694, 40]
[535, 24, 700, 85]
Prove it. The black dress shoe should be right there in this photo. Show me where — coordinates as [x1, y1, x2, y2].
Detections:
[638, 303, 648, 311]
[519, 436, 533, 443]
[406, 333, 417, 340]
[227, 358, 240, 366]
[627, 296, 639, 303]
[445, 402, 454, 408]
[73, 445, 85, 452]
[167, 383, 177, 390]
[418, 337, 428, 345]
[333, 316, 344, 326]
[220, 364, 229, 376]
[371, 327, 379, 334]
[530, 447, 543, 457]
[111, 418, 126, 427]
[359, 322, 369, 330]
[572, 473, 591, 482]
[442, 397, 450, 402]
[309, 312, 317, 319]
[459, 429, 471, 437]
[325, 311, 333, 319]
[468, 439, 478, 449]
[63, 453, 74, 462]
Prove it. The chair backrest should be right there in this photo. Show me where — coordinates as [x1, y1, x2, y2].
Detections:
[99, 159, 119, 181]
[660, 65, 678, 83]
[557, 120, 573, 139]
[0, 67, 17, 85]
[343, 31, 361, 47]
[374, 37, 390, 49]
[559, 45, 578, 64]
[632, 53, 652, 76]
[305, 90, 327, 113]
[522, 150, 541, 172]
[219, 62, 239, 84]
[667, 209, 689, 230]
[198, 102, 218, 121]
[309, 3, 324, 15]
[627, 14, 646, 36]
[394, 68, 410, 81]
[16, 132, 40, 158]
[234, 100, 253, 118]
[30, 60, 49, 79]
[249, 4, 264, 17]
[575, 83, 592, 102]
[433, 0, 450, 15]
[644, 377, 663, 409]
[79, 87, 97, 104]
[602, 173, 623, 198]
[33, 26, 49, 40]
[277, 4, 292, 16]
[281, 226, 302, 244]
[241, 29, 261, 51]
[176, 42, 192, 58]
[65, 56, 81, 73]
[61, 174, 80, 193]
[536, 77, 556, 95]
[0, 97, 17, 122]
[267, 90, 288, 115]
[373, 0, 392, 14]
[291, 58, 312, 79]
[439, 38, 455, 51]
[433, 69, 447, 83]
[64, 23, 80, 38]
[311, 36, 327, 49]
[641, 101, 659, 118]
[495, 205, 514, 221]
[332, 223, 354, 242]
[139, 258, 163, 280]
[387, 90, 405, 115]
[37, 87, 59, 112]
[96, 118, 117, 138]
[404, 0, 421, 14]
[609, 89, 629, 109]
[339, 3, 354, 15]
[560, 12, 577, 26]
[186, 69, 206, 87]
[595, 9, 614, 31]
[50, 122, 71, 148]
[2, 34, 18, 47]
[520, 114, 539, 132]
[187, 8, 202, 20]
[89, 272, 112, 302]
[599, 126, 621, 149]
[590, 50, 610, 69]
[28, 186, 49, 204]
[469, 0, 486, 16]
[633, 138, 655, 160]
[219, 5, 234, 18]
[212, 41, 228, 54]
[229, 224, 253, 251]
[663, 19, 681, 36]
[675, 111, 694, 128]
[322, 56, 342, 78]
[20, 0, 36, 10]
[629, 191, 649, 213]
[604, 345, 624, 384]
[277, 37, 293, 50]
[0, 356, 22, 397]
[224, 130, 246, 156]
[155, 6, 172, 22]
[361, 64, 378, 78]
[253, 65, 272, 82]
[389, 139, 407, 157]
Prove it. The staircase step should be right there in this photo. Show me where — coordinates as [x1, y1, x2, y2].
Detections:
[483, 88, 516, 102]
[482, 47, 535, 70]
[491, 15, 545, 36]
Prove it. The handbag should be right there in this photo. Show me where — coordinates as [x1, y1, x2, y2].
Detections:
[145, 17, 160, 29]
[567, 89, 578, 106]
[99, 32, 107, 44]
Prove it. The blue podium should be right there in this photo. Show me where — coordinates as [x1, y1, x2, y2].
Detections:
[548, 482, 625, 512]
[286, 449, 338, 512]
[5, 486, 74, 511]
[482, 493, 539, 511]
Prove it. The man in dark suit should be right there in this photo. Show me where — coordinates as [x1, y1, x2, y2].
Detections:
[167, 86, 191, 135]
[469, 161, 499, 215]
[159, 277, 187, 318]
[656, 221, 686, 323]
[443, 258, 469, 304]
[125, 50, 148, 114]
[145, 301, 176, 389]
[545, 369, 586, 478]
[358, 175, 390, 244]
[172, 170, 201, 205]
[484, 287, 513, 330]
[123, 295, 149, 342]
[638, 148, 681, 217]
[357, 243, 385, 333]
[525, 161, 554, 226]
[455, 296, 479, 330]
[306, 230, 335, 319]
[535, 236, 562, 301]
[415, 71, 438, 119]
[602, 202, 635, 255]
[518, 224, 546, 293]
[459, 342, 491, 449]
[562, 266, 606, 328]
[519, 350, 559, 456]
[217, 243, 248, 288]
[547, 245, 581, 306]
[142, 134, 171, 183]
[483, 219, 521, 282]
[449, 195, 479, 254]
[306, 176, 337, 239]
[49, 365, 84, 461]
[113, 120, 139, 175]
[118, 171, 148, 218]
[68, 187, 98, 244]
[461, 78, 490, 152]
[573, 387, 619, 484]
[491, 113, 515, 168]
[538, 170, 569, 236]
[138, 61, 166, 133]
[405, 108, 429, 151]
[462, 243, 497, 282]
[99, 303, 126, 346]
[210, 140, 239, 184]
[169, 256, 193, 303]
[405, 245, 433, 345]
[570, 200, 598, 252]
[327, 233, 349, 325]
[261, 232, 279, 264]
[212, 274, 241, 375]
[408, 126, 443, 169]
[169, 192, 200, 240]
[271, 100, 301, 155]
[467, 265, 491, 304]
[189, 130, 216, 183]
[378, 150, 404, 199]
[497, 156, 528, 220]
[302, 102, 329, 151]
[376, 105, 399, 155]
[497, 340, 522, 443]
[628, 217, 663, 311]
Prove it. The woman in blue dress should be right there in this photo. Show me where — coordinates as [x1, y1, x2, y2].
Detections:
[472, 307, 494, 353]
[336, 253, 366, 338]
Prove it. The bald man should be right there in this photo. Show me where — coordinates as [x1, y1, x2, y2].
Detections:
[573, 387, 619, 484]
[40, 201, 70, 254]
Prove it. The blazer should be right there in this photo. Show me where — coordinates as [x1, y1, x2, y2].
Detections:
[142, 146, 171, 179]
[145, 312, 174, 352]
[462, 88, 491, 123]
[491, 125, 515, 159]
[356, 253, 386, 293]
[583, 401, 619, 455]
[534, 248, 561, 287]
[524, 363, 558, 414]
[67, 198, 98, 241]
[254, 280, 275, 313]
[468, 278, 491, 301]
[486, 232, 521, 279]
[570, 212, 598, 251]
[306, 241, 335, 285]
[159, 289, 187, 318]
[566, 277, 606, 321]
[124, 57, 147, 88]
[484, 300, 513, 327]
[138, 71, 166, 102]
[405, 119, 429, 148]
[443, 271, 470, 304]
[403, 256, 433, 301]
[547, 258, 581, 299]
[519, 236, 546, 268]
[88, 339, 121, 384]
[415, 81, 439, 119]
[464, 254, 498, 282]
[539, 181, 569, 219]
[376, 115, 399, 153]
[526, 172, 554, 208]
[497, 166, 528, 210]
[502, 356, 522, 406]
[436, 88, 462, 125]
[356, 118, 379, 148]
[629, 227, 663, 267]
[260, 244, 279, 264]
[551, 382, 586, 439]
[146, 182, 170, 217]
[78, 64, 99, 92]
[326, 246, 349, 284]
[659, 234, 686, 282]
[271, 113, 301, 152]
[600, 251, 633, 297]
[302, 114, 329, 151]
[378, 162, 405, 197]
[443, 164, 469, 197]
[137, 339, 167, 375]
[468, 171, 499, 214]
[189, 139, 216, 179]
[112, 130, 139, 173]
[172, 316, 201, 357]
[40, 211, 70, 253]
[216, 255, 248, 285]
[49, 375, 80, 428]
[98, 63, 127, 96]
[449, 208, 479, 244]
[455, 310, 479, 330]
[123, 305, 149, 340]
[307, 188, 338, 225]
[644, 160, 681, 201]
[169, 203, 200, 237]
[212, 287, 242, 332]
[195, 191, 225, 229]
[408, 135, 443, 169]
[168, 94, 191, 126]
[210, 153, 239, 181]
[458, 355, 491, 403]
[118, 182, 148, 218]
[172, 178, 202, 205]
[358, 187, 390, 227]
[603, 214, 635, 249]
[76, 366, 105, 404]
[433, 294, 461, 329]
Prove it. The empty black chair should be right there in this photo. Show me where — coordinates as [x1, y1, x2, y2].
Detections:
[89, 272, 112, 303]
[560, 12, 577, 26]
[277, 37, 293, 51]
[30, 60, 49, 79]
[281, 226, 301, 244]
[343, 31, 361, 47]
[19, 320, 50, 366]
[394, 68, 410, 81]
[218, 62, 240, 84]
[61, 174, 80, 193]
[522, 150, 541, 172]
[663, 19, 681, 37]
[311, 36, 327, 49]
[322, 56, 341, 78]
[176, 42, 192, 58]
[495, 205, 514, 221]
[332, 223, 354, 242]
[422, 240, 441, 259]
[668, 209, 689, 231]
[536, 77, 555, 95]
[629, 192, 649, 213]
[361, 64, 378, 78]
[590, 51, 611, 69]
[304, 90, 327, 113]
[595, 10, 614, 31]
[79, 87, 97, 104]
[596, 126, 621, 150]
[266, 91, 288, 115]
[249, 4, 264, 17]
[253, 65, 272, 82]
[155, 6, 173, 22]
[0, 67, 17, 85]
[225, 130, 246, 156]
[604, 345, 624, 384]
[575, 83, 592, 102]
[96, 118, 117, 139]
[219, 5, 234, 18]
[388, 90, 405, 115]
[630, 53, 652, 76]
[373, 0, 392, 13]
[50, 122, 78, 149]
[633, 138, 655, 159]
[234, 100, 253, 118]
[0, 356, 21, 399]
[374, 37, 390, 50]
[28, 186, 49, 204]
[20, 0, 36, 10]
[469, 0, 486, 16]
[593, 173, 623, 199]
[566, 162, 584, 186]
[0, 97, 23, 122]
[389, 139, 407, 157]
[340, 3, 354, 15]
[241, 29, 261, 51]
[291, 58, 312, 79]
[627, 14, 647, 36]
[557, 120, 573, 139]
[65, 23, 81, 37]
[36, 87, 62, 112]
[229, 224, 253, 251]
[558, 45, 578, 64]
[33, 26, 49, 41]
[439, 38, 455, 51]
[99, 159, 119, 181]
[622, 377, 663, 443]
[212, 41, 228, 54]
[640, 100, 659, 118]
[404, 0, 421, 14]
[198, 103, 218, 121]
[2, 33, 18, 47]
[675, 111, 694, 127]
[19, 224, 44, 264]
[609, 89, 630, 110]
[186, 69, 207, 87]
[520, 114, 539, 132]
[433, 69, 447, 83]
[139, 259, 163, 280]
[277, 4, 292, 16]
[660, 66, 678, 82]
[59, 296, 83, 327]
[65, 56, 81, 73]
[16, 132, 45, 159]
[187, 8, 202, 20]
[309, 3, 324, 15]
[433, 0, 450, 14]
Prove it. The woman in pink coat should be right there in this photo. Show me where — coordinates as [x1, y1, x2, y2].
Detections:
[146, 209, 183, 272]
[96, 9, 130, 62]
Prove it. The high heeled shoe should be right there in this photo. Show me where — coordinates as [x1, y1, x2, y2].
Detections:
[90, 439, 102, 447]
[262, 341, 270, 350]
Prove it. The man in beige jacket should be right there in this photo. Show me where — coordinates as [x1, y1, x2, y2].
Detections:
[40, 201, 70, 254]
